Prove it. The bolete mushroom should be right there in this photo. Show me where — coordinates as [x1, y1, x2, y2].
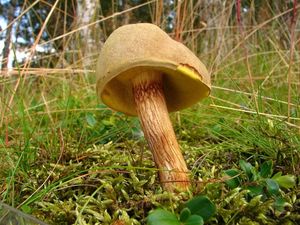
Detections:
[96, 23, 210, 191]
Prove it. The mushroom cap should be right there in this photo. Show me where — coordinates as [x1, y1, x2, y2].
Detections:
[96, 23, 211, 116]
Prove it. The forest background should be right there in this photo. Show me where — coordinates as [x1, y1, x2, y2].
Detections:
[0, 0, 299, 224]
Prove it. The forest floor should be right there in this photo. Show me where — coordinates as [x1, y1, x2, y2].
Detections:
[0, 53, 299, 224]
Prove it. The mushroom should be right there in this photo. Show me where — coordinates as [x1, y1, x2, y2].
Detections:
[96, 23, 211, 191]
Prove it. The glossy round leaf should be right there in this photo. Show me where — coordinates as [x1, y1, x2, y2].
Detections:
[184, 215, 204, 225]
[224, 169, 241, 189]
[185, 196, 216, 221]
[147, 209, 180, 225]
[180, 208, 191, 222]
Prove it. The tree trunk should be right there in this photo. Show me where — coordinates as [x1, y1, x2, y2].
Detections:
[1, 1, 15, 70]
[76, 0, 102, 70]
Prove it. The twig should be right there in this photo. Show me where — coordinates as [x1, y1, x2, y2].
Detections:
[1, 0, 60, 127]
[39, 0, 156, 47]
[212, 85, 299, 108]
[210, 104, 300, 129]
[236, 0, 259, 113]
[287, 0, 298, 122]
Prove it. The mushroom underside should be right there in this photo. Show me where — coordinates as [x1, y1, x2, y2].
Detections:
[100, 65, 210, 116]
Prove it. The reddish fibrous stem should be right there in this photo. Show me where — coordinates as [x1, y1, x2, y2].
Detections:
[132, 69, 190, 191]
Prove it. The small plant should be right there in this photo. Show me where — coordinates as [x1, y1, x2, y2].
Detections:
[224, 160, 296, 211]
[147, 195, 216, 225]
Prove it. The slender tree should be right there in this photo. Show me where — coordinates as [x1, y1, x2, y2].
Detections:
[76, 0, 102, 70]
[0, 0, 16, 70]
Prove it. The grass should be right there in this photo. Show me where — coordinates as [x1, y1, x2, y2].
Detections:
[1, 57, 299, 224]
[0, 1, 300, 224]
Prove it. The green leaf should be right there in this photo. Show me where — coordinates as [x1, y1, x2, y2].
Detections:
[247, 185, 264, 197]
[265, 178, 279, 196]
[102, 116, 116, 126]
[86, 113, 97, 127]
[248, 195, 263, 207]
[147, 209, 180, 225]
[274, 197, 287, 212]
[21, 205, 32, 214]
[180, 208, 191, 222]
[184, 215, 204, 225]
[212, 124, 222, 133]
[224, 169, 241, 189]
[272, 175, 295, 189]
[259, 161, 273, 178]
[250, 167, 259, 181]
[272, 172, 282, 179]
[239, 160, 253, 180]
[185, 196, 216, 221]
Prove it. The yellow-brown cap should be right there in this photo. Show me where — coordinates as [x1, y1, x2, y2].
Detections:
[96, 23, 211, 116]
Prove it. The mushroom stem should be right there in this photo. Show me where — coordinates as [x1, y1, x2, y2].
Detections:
[132, 69, 190, 191]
